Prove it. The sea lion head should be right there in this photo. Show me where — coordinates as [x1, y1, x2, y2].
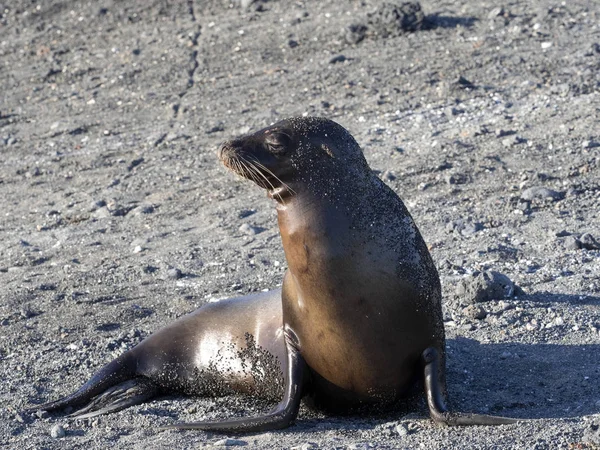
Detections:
[218, 117, 372, 202]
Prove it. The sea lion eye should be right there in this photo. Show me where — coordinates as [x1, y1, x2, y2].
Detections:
[264, 131, 292, 154]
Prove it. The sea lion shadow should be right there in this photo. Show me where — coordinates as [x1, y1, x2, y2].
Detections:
[446, 336, 600, 420]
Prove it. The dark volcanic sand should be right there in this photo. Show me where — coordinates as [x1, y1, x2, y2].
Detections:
[1, 1, 599, 449]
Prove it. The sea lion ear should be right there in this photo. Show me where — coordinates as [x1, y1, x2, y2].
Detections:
[264, 130, 292, 154]
[321, 144, 334, 158]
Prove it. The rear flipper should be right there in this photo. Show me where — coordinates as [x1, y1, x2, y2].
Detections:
[161, 326, 307, 433]
[67, 378, 159, 419]
[24, 353, 149, 417]
[422, 347, 517, 426]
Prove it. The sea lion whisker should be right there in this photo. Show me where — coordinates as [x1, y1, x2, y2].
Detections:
[249, 158, 296, 195]
[242, 159, 278, 194]
[240, 160, 265, 187]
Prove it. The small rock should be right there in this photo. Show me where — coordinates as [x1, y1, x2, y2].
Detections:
[132, 204, 155, 215]
[50, 424, 66, 438]
[582, 140, 600, 149]
[456, 75, 474, 88]
[382, 170, 396, 181]
[167, 268, 182, 279]
[238, 209, 256, 219]
[367, 1, 425, 37]
[487, 7, 504, 19]
[580, 233, 600, 250]
[462, 304, 487, 320]
[395, 422, 410, 436]
[329, 54, 347, 64]
[133, 245, 143, 253]
[288, 39, 299, 48]
[564, 236, 582, 250]
[555, 230, 570, 237]
[455, 271, 516, 304]
[345, 23, 368, 45]
[446, 219, 483, 236]
[127, 157, 144, 171]
[214, 438, 248, 447]
[206, 122, 225, 134]
[520, 186, 564, 202]
[35, 409, 49, 419]
[445, 172, 469, 185]
[502, 135, 520, 147]
[238, 223, 262, 235]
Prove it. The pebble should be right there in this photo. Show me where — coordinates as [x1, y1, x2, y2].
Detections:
[345, 23, 368, 45]
[582, 140, 599, 149]
[35, 409, 49, 419]
[329, 54, 347, 64]
[167, 268, 182, 279]
[238, 209, 256, 219]
[580, 233, 600, 250]
[520, 186, 564, 201]
[445, 172, 469, 185]
[395, 422, 410, 436]
[487, 7, 504, 19]
[132, 204, 155, 215]
[502, 135, 520, 147]
[564, 236, 582, 250]
[462, 304, 487, 320]
[446, 219, 483, 236]
[238, 223, 262, 235]
[50, 424, 66, 438]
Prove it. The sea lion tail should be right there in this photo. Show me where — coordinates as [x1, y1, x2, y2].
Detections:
[25, 352, 158, 418]
[422, 347, 518, 426]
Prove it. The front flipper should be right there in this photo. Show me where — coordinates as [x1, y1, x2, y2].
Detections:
[422, 347, 517, 426]
[161, 326, 307, 433]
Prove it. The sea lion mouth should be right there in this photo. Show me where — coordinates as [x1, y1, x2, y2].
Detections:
[218, 141, 296, 202]
[218, 142, 280, 190]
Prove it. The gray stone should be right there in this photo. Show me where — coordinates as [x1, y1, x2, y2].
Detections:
[520, 186, 564, 201]
[455, 271, 516, 304]
[50, 424, 66, 438]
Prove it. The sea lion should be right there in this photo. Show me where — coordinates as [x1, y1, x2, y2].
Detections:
[26, 117, 516, 430]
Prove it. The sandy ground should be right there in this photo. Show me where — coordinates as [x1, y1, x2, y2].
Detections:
[1, 0, 599, 448]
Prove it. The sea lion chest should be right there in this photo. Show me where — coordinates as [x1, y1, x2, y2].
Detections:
[278, 193, 439, 406]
